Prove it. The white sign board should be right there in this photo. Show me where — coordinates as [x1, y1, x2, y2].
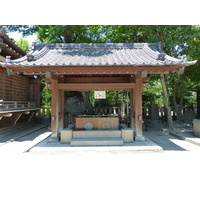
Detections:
[94, 91, 106, 99]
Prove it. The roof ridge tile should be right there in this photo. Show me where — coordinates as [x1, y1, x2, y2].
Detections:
[35, 43, 158, 50]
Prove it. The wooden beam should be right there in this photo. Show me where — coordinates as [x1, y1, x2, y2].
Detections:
[58, 83, 135, 91]
[64, 77, 132, 83]
[27, 111, 36, 122]
[0, 113, 13, 118]
[12, 113, 22, 125]
[16, 71, 172, 76]
[5, 65, 182, 75]
[0, 43, 22, 59]
[0, 33, 26, 56]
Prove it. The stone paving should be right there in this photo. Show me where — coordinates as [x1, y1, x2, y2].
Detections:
[1, 122, 200, 155]
[29, 135, 163, 155]
[170, 130, 200, 147]
[145, 130, 200, 152]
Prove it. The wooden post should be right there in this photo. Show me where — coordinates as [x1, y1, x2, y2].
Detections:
[134, 74, 145, 141]
[130, 89, 135, 129]
[51, 77, 59, 140]
[58, 89, 64, 130]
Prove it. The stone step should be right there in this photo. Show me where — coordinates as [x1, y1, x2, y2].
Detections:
[70, 137, 124, 146]
[73, 130, 121, 138]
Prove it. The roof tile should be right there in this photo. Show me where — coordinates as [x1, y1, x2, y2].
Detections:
[0, 43, 197, 67]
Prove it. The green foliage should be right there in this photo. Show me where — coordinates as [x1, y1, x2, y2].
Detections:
[90, 91, 129, 108]
[105, 25, 157, 43]
[40, 82, 52, 107]
[64, 91, 83, 102]
[6, 25, 38, 37]
[36, 25, 108, 43]
[183, 26, 200, 88]
[16, 38, 30, 52]
[143, 75, 163, 106]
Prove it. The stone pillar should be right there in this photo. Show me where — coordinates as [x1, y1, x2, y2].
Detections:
[149, 104, 159, 120]
[193, 119, 200, 137]
[193, 91, 200, 138]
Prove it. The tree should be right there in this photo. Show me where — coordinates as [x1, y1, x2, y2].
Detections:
[6, 25, 38, 37]
[143, 76, 163, 106]
[106, 25, 200, 128]
[16, 38, 30, 52]
[35, 25, 108, 43]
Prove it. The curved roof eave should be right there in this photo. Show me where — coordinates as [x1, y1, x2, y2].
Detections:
[0, 43, 197, 69]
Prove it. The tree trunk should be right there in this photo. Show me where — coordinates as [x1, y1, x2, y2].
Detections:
[120, 100, 126, 118]
[160, 74, 174, 130]
[81, 91, 93, 113]
[156, 27, 174, 130]
[172, 85, 184, 123]
[64, 26, 73, 43]
[179, 95, 184, 121]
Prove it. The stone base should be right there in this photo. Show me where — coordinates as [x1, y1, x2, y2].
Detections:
[70, 137, 124, 146]
[135, 135, 145, 141]
[30, 137, 163, 154]
[60, 128, 135, 145]
[193, 119, 200, 137]
[60, 129, 73, 143]
[48, 134, 58, 142]
[121, 128, 134, 142]
[73, 130, 121, 138]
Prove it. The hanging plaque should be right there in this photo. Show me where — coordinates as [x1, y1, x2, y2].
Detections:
[94, 91, 106, 99]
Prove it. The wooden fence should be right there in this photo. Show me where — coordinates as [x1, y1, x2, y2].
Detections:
[37, 104, 197, 127]
[0, 68, 29, 101]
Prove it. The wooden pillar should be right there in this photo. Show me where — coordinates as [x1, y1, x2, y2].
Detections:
[58, 89, 64, 130]
[130, 89, 135, 129]
[134, 75, 145, 141]
[51, 77, 59, 140]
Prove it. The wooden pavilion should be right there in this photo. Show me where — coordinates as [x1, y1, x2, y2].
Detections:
[0, 42, 196, 144]
[0, 26, 40, 128]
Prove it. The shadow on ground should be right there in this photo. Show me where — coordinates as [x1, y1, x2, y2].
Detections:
[144, 131, 187, 151]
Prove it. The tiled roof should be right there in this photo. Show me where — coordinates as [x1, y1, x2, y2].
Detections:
[0, 43, 197, 67]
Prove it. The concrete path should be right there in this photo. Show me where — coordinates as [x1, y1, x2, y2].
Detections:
[1, 143, 200, 200]
[1, 126, 200, 200]
[170, 130, 200, 147]
[29, 136, 163, 154]
[0, 124, 50, 154]
[0, 123, 48, 143]
[2, 123, 200, 155]
[144, 130, 200, 153]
